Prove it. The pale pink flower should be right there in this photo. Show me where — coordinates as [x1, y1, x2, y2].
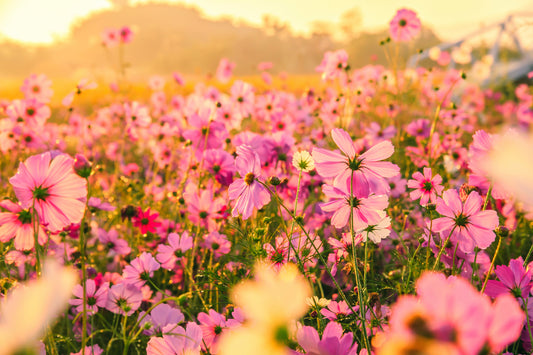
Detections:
[228, 145, 270, 220]
[216, 58, 235, 83]
[389, 8, 421, 42]
[139, 304, 185, 336]
[433, 190, 499, 252]
[9, 152, 87, 233]
[321, 179, 388, 230]
[69, 279, 108, 315]
[312, 128, 399, 196]
[123, 252, 161, 288]
[106, 283, 143, 316]
[156, 232, 192, 270]
[316, 49, 349, 80]
[295, 321, 358, 355]
[146, 322, 203, 355]
[21, 74, 53, 103]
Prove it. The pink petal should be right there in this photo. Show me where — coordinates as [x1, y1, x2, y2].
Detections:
[360, 140, 394, 162]
[331, 128, 355, 158]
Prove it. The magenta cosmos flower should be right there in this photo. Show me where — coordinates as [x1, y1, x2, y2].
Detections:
[0, 200, 47, 250]
[433, 189, 499, 253]
[389, 8, 421, 42]
[9, 152, 87, 233]
[132, 207, 161, 235]
[228, 145, 270, 220]
[312, 128, 399, 196]
[485, 257, 532, 300]
[407, 167, 444, 206]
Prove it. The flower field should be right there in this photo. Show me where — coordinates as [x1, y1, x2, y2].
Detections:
[1, 8, 533, 355]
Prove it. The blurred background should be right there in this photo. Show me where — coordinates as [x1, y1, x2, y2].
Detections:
[0, 0, 532, 81]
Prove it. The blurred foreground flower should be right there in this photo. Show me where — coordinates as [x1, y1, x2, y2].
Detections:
[219, 262, 311, 355]
[0, 259, 77, 355]
[480, 132, 533, 208]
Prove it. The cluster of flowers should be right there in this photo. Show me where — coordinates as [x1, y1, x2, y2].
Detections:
[0, 7, 533, 355]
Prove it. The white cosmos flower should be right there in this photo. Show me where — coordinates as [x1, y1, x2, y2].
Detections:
[292, 150, 315, 172]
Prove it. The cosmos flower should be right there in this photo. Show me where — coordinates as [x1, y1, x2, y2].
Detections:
[433, 189, 499, 253]
[132, 207, 161, 235]
[407, 167, 444, 206]
[389, 8, 421, 42]
[0, 199, 47, 250]
[9, 152, 87, 233]
[228, 145, 271, 220]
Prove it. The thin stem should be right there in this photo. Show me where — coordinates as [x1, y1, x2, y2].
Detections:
[481, 235, 502, 293]
[432, 226, 456, 270]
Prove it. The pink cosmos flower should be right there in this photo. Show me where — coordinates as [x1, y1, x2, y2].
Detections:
[7, 99, 51, 127]
[321, 178, 388, 230]
[21, 74, 53, 103]
[295, 321, 358, 355]
[389, 8, 421, 42]
[123, 252, 161, 288]
[312, 128, 399, 196]
[97, 228, 131, 257]
[184, 184, 224, 231]
[71, 344, 103, 355]
[198, 309, 229, 352]
[228, 145, 271, 220]
[69, 279, 108, 315]
[120, 26, 134, 43]
[101, 28, 120, 48]
[106, 283, 143, 316]
[132, 207, 161, 235]
[156, 232, 193, 270]
[320, 300, 354, 321]
[216, 58, 235, 83]
[88, 197, 115, 211]
[0, 200, 47, 250]
[485, 257, 532, 300]
[9, 152, 87, 233]
[316, 49, 349, 81]
[146, 322, 203, 355]
[230, 80, 255, 119]
[202, 231, 232, 258]
[203, 149, 236, 185]
[382, 272, 524, 355]
[139, 303, 184, 336]
[433, 190, 499, 253]
[407, 167, 444, 206]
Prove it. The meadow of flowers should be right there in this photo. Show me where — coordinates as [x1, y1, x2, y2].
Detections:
[1, 8, 533, 355]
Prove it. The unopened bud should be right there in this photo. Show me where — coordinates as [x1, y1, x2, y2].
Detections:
[73, 154, 92, 178]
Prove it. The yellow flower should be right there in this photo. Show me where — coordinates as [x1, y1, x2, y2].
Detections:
[219, 262, 311, 355]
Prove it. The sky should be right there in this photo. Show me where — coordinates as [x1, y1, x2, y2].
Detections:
[0, 0, 532, 44]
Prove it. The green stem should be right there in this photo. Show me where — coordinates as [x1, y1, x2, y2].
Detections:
[432, 226, 456, 270]
[481, 235, 502, 293]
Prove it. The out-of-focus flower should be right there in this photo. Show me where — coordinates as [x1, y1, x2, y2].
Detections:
[218, 262, 311, 355]
[316, 50, 349, 80]
[0, 259, 77, 355]
[295, 321, 358, 355]
[389, 8, 421, 42]
[146, 322, 203, 355]
[9, 152, 88, 233]
[376, 272, 524, 355]
[21, 74, 53, 103]
[451, 43, 472, 65]
[480, 132, 533, 207]
[216, 58, 235, 83]
[292, 150, 315, 172]
[120, 26, 134, 43]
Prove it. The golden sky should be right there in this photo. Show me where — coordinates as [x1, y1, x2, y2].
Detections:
[0, 0, 531, 44]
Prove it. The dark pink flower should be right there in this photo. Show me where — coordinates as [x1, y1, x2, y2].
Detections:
[485, 257, 532, 300]
[407, 167, 444, 206]
[132, 207, 161, 235]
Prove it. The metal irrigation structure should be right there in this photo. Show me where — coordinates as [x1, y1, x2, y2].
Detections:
[408, 13, 533, 87]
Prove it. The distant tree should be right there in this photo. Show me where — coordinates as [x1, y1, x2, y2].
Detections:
[262, 15, 291, 37]
[339, 7, 362, 41]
